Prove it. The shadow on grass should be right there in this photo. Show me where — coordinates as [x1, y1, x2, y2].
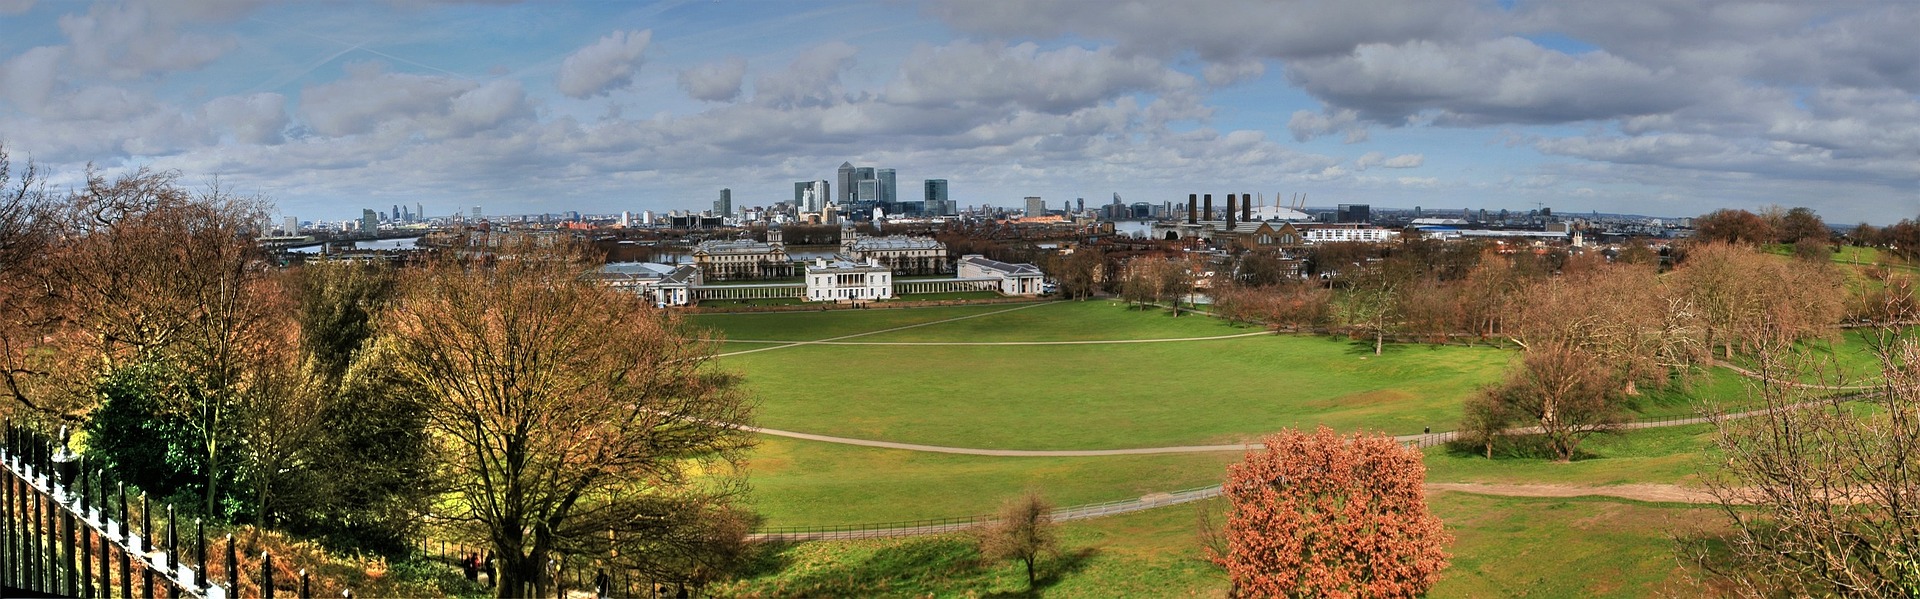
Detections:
[1441, 434, 1605, 462]
[733, 536, 985, 597]
[982, 547, 1103, 598]
[728, 539, 1104, 598]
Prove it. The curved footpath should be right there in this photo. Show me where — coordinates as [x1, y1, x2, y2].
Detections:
[749, 482, 1720, 542]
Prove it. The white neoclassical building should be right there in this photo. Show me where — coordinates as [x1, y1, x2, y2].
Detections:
[956, 254, 1046, 296]
[805, 258, 893, 302]
[840, 226, 949, 275]
[593, 262, 703, 307]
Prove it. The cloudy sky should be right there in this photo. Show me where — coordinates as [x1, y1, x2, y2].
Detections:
[1, 0, 1916, 224]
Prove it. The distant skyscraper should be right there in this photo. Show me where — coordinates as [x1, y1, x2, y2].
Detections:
[923, 179, 949, 216]
[837, 162, 856, 205]
[391, 204, 400, 221]
[1336, 204, 1371, 224]
[283, 216, 298, 235]
[714, 188, 733, 217]
[361, 209, 378, 235]
[811, 180, 829, 212]
[1025, 196, 1045, 216]
[416, 203, 424, 222]
[856, 179, 878, 203]
[472, 206, 482, 221]
[876, 168, 896, 205]
[794, 181, 811, 207]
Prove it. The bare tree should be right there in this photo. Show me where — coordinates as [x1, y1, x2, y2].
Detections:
[978, 490, 1060, 589]
[383, 241, 753, 599]
[1697, 324, 1920, 596]
[1471, 343, 1628, 462]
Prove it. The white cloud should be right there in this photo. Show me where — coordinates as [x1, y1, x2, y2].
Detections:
[297, 61, 531, 138]
[1203, 60, 1266, 86]
[927, 0, 1489, 61]
[677, 57, 747, 102]
[1354, 151, 1424, 170]
[1286, 37, 1697, 126]
[555, 29, 651, 99]
[1287, 108, 1367, 142]
[57, 3, 235, 78]
[0, 46, 65, 114]
[203, 92, 288, 144]
[752, 41, 858, 108]
[884, 41, 1194, 114]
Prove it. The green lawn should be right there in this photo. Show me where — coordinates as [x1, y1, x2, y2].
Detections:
[746, 435, 1239, 527]
[1430, 493, 1721, 598]
[717, 492, 1721, 598]
[1426, 423, 1716, 487]
[888, 290, 1007, 301]
[854, 300, 1251, 342]
[728, 335, 1512, 449]
[692, 304, 1033, 341]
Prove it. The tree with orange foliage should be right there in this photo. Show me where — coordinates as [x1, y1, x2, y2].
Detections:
[1693, 208, 1774, 246]
[1211, 427, 1450, 598]
[384, 241, 753, 599]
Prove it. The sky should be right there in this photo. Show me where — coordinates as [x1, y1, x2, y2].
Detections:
[1, 0, 1916, 224]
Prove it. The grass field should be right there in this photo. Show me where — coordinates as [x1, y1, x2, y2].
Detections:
[695, 304, 1029, 341]
[1426, 423, 1716, 487]
[746, 435, 1240, 527]
[730, 338, 1508, 449]
[716, 492, 1723, 598]
[713, 302, 1515, 449]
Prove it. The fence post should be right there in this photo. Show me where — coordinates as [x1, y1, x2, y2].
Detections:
[141, 493, 153, 599]
[166, 503, 179, 597]
[2, 456, 11, 591]
[119, 533, 131, 599]
[197, 517, 207, 592]
[301, 568, 311, 599]
[228, 533, 239, 596]
[80, 522, 93, 599]
[262, 551, 276, 599]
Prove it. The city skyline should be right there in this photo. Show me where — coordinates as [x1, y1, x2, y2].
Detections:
[1, 1, 1916, 224]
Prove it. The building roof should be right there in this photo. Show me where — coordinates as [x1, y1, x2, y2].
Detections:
[806, 259, 888, 273]
[693, 239, 780, 255]
[958, 254, 1042, 277]
[596, 262, 675, 279]
[848, 235, 944, 251]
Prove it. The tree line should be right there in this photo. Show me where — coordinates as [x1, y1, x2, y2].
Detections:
[0, 147, 752, 598]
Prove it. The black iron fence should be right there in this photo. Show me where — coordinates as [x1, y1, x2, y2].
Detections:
[0, 422, 326, 599]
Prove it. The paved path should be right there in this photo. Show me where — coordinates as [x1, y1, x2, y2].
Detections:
[748, 482, 1719, 541]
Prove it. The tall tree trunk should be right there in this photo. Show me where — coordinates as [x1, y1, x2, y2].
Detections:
[495, 549, 549, 599]
[1375, 329, 1384, 356]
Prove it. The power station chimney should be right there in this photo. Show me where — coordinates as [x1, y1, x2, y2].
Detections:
[1203, 194, 1213, 222]
[1226, 194, 1237, 229]
[1242, 192, 1252, 221]
[1187, 194, 1198, 225]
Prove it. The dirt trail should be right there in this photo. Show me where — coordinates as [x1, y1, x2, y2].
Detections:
[1425, 482, 1716, 504]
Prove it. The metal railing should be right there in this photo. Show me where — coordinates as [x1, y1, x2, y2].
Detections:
[0, 423, 326, 599]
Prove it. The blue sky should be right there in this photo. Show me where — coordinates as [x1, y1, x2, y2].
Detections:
[1, 0, 1915, 224]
